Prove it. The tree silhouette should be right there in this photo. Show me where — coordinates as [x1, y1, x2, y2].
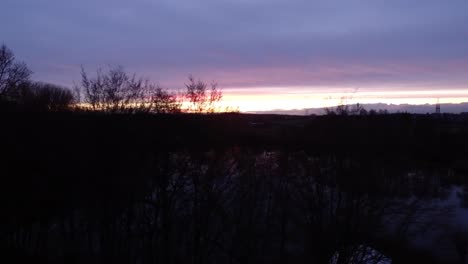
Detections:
[185, 75, 222, 113]
[151, 87, 182, 114]
[80, 65, 147, 112]
[20, 82, 75, 111]
[0, 44, 31, 100]
[79, 65, 182, 113]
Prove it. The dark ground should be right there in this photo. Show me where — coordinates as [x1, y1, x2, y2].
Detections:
[2, 111, 468, 263]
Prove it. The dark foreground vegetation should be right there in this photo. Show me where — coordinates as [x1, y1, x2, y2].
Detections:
[3, 111, 468, 264]
[3, 44, 468, 264]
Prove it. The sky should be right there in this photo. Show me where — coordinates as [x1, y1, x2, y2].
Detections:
[2, 0, 468, 111]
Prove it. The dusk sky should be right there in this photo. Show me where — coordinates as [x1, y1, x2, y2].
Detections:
[2, 0, 468, 111]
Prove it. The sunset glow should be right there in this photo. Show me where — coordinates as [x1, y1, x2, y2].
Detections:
[219, 87, 468, 112]
[4, 0, 468, 113]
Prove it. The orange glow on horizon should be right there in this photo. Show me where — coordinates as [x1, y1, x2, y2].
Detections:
[217, 87, 468, 112]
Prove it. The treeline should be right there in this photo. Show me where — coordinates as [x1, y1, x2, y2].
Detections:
[0, 44, 224, 113]
[325, 103, 390, 116]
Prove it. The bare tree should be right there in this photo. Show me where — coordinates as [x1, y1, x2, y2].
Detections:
[151, 87, 182, 114]
[185, 75, 222, 113]
[80, 66, 103, 110]
[80, 65, 146, 112]
[78, 66, 182, 113]
[79, 67, 225, 114]
[0, 44, 32, 99]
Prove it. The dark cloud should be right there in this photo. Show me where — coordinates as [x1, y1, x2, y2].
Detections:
[1, 0, 468, 90]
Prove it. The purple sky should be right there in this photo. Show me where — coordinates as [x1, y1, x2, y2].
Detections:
[2, 0, 468, 109]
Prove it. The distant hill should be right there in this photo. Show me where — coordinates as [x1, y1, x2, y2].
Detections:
[248, 102, 468, 115]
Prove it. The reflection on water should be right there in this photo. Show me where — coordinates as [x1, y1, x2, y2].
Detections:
[330, 245, 391, 264]
[412, 185, 468, 262]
